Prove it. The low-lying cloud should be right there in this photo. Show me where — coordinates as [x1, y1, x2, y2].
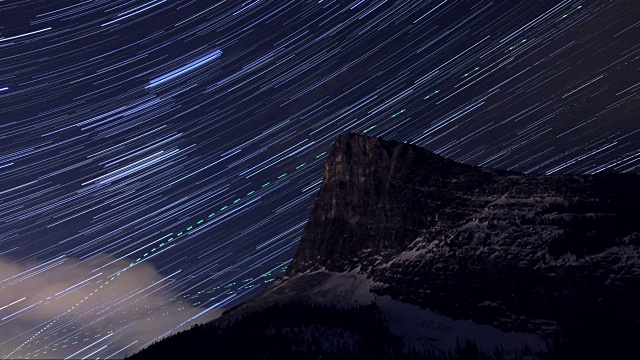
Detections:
[0, 254, 220, 359]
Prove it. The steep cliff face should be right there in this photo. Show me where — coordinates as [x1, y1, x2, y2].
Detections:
[287, 133, 503, 274]
[287, 133, 640, 335]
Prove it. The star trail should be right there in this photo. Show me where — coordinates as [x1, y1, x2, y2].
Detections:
[0, 0, 639, 358]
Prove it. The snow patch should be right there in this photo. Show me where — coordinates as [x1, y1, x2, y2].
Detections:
[304, 269, 376, 306]
[376, 296, 548, 357]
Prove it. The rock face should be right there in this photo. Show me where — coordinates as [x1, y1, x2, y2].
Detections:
[288, 133, 640, 335]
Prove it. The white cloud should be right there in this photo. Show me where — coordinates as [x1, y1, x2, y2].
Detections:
[0, 254, 220, 359]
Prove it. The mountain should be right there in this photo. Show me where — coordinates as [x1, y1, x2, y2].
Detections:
[129, 133, 640, 359]
[289, 133, 640, 334]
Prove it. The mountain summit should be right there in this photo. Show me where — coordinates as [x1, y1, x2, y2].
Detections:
[288, 132, 489, 274]
[130, 133, 640, 359]
[289, 133, 640, 336]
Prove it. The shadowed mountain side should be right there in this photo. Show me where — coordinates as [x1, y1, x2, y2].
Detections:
[128, 301, 545, 360]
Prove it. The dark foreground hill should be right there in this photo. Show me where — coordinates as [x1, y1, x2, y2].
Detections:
[129, 133, 640, 360]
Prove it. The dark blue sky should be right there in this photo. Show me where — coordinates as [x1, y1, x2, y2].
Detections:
[0, 0, 638, 358]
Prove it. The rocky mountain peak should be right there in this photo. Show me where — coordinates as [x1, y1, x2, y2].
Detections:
[287, 133, 640, 336]
[287, 132, 502, 275]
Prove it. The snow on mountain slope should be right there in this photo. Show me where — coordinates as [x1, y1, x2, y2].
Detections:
[226, 269, 547, 356]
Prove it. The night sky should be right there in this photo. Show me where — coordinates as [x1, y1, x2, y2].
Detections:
[0, 0, 639, 358]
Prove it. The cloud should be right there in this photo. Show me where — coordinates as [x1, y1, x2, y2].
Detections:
[0, 254, 220, 359]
